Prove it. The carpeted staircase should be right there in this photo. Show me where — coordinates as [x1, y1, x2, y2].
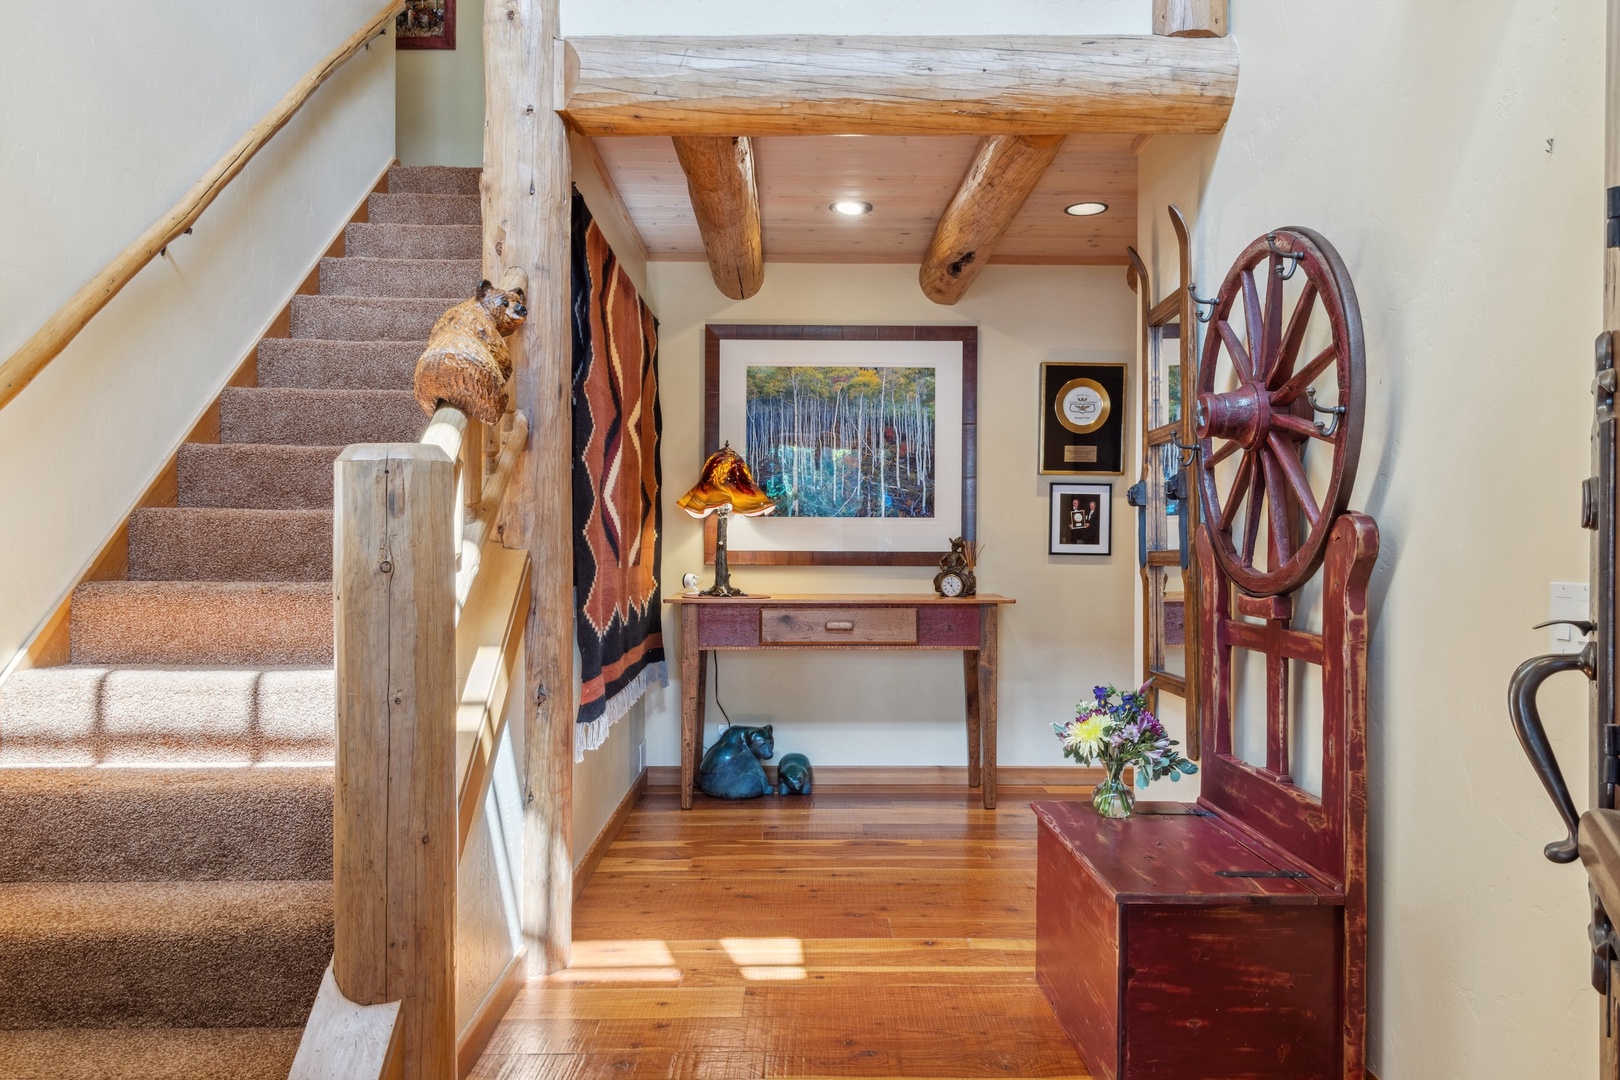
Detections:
[0, 165, 480, 1080]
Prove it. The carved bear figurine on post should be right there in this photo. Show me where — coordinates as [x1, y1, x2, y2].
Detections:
[412, 279, 528, 424]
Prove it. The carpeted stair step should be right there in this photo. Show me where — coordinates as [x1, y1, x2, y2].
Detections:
[0, 879, 331, 1029]
[0, 665, 333, 766]
[257, 338, 419, 391]
[367, 192, 479, 226]
[318, 256, 480, 299]
[387, 164, 481, 195]
[219, 387, 425, 445]
[128, 508, 331, 582]
[177, 444, 341, 510]
[289, 294, 458, 341]
[344, 222, 480, 260]
[0, 767, 331, 882]
[0, 1027, 302, 1080]
[70, 582, 333, 666]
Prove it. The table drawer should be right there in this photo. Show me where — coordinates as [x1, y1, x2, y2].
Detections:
[760, 607, 918, 645]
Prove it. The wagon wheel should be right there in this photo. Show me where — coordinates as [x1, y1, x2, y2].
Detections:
[1194, 227, 1364, 596]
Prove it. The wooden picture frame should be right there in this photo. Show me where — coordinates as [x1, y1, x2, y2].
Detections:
[396, 0, 455, 50]
[1050, 483, 1112, 556]
[1039, 361, 1127, 474]
[703, 324, 978, 567]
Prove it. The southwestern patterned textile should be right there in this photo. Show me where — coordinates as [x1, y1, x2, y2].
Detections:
[571, 190, 665, 758]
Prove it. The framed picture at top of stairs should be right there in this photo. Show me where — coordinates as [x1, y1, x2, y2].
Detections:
[396, 0, 454, 49]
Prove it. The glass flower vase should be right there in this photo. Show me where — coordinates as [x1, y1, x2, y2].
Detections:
[1091, 759, 1135, 819]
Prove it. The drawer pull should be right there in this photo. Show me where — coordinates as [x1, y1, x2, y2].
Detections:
[824, 620, 856, 632]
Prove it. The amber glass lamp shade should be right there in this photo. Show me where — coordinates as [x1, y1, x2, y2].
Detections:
[677, 444, 776, 518]
[678, 444, 774, 597]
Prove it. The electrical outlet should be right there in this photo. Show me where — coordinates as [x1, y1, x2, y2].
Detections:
[1549, 581, 1591, 655]
[637, 740, 645, 772]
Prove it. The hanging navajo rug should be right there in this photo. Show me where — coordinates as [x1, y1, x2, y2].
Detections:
[571, 189, 665, 758]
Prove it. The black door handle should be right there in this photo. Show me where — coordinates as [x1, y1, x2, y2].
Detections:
[1509, 645, 1596, 863]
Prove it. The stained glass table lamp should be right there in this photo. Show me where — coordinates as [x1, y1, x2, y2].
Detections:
[677, 442, 776, 597]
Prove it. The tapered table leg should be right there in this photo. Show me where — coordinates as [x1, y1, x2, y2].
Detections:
[979, 606, 999, 810]
[680, 604, 701, 809]
[964, 651, 981, 788]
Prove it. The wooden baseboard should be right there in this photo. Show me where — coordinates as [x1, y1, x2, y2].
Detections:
[455, 946, 525, 1079]
[644, 764, 1106, 790]
[1, 157, 396, 682]
[573, 768, 648, 901]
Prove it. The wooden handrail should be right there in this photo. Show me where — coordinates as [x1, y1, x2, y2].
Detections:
[0, 0, 402, 413]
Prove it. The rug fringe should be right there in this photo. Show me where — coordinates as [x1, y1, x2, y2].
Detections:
[576, 660, 667, 762]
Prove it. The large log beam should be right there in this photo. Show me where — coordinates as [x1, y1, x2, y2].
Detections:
[556, 35, 1237, 137]
[671, 136, 764, 300]
[920, 135, 1064, 305]
[1155, 0, 1228, 38]
[484, 0, 573, 976]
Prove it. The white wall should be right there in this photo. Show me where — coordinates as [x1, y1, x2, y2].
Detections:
[0, 1, 395, 671]
[642, 262, 1138, 772]
[1134, 2, 1604, 1076]
[561, 0, 1148, 35]
[397, 0, 485, 166]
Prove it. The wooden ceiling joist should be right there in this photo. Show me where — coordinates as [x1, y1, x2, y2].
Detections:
[557, 35, 1238, 138]
[671, 136, 764, 300]
[920, 134, 1064, 305]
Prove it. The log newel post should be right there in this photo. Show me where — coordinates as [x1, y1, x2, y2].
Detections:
[484, 0, 574, 976]
[333, 444, 457, 1080]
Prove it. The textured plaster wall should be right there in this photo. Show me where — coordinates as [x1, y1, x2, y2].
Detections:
[0, 1, 395, 673]
[639, 262, 1138, 772]
[396, 0, 486, 166]
[1134, 2, 1603, 1076]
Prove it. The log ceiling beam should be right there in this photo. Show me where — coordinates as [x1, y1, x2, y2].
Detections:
[1155, 0, 1228, 38]
[920, 134, 1064, 305]
[671, 136, 764, 300]
[556, 35, 1237, 137]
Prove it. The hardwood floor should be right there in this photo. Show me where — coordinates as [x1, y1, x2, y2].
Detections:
[471, 786, 1096, 1079]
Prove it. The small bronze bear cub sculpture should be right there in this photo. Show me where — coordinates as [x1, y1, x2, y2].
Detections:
[776, 753, 812, 796]
[413, 280, 527, 424]
[698, 725, 775, 800]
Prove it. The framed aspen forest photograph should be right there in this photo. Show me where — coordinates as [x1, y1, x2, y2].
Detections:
[703, 325, 978, 566]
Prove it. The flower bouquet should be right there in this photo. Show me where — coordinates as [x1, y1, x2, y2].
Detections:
[1053, 684, 1198, 818]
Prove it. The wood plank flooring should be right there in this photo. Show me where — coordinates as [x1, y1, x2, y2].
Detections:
[472, 786, 1096, 1079]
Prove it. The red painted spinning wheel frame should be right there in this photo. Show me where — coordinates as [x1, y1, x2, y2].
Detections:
[1194, 227, 1364, 597]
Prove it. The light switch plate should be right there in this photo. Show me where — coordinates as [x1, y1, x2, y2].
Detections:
[1549, 581, 1591, 655]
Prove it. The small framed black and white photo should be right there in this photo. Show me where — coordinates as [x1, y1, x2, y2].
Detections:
[1050, 482, 1112, 556]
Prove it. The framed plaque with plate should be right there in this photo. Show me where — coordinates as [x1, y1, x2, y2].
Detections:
[1039, 362, 1126, 475]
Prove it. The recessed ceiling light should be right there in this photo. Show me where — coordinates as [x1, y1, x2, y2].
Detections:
[1064, 201, 1109, 217]
[830, 200, 873, 216]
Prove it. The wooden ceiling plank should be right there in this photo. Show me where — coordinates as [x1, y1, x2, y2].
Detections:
[559, 35, 1237, 137]
[919, 134, 1065, 305]
[569, 132, 651, 270]
[671, 135, 765, 299]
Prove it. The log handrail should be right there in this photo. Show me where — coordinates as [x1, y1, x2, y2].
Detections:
[0, 0, 402, 414]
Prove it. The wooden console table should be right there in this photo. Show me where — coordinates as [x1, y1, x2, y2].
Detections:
[665, 594, 1014, 810]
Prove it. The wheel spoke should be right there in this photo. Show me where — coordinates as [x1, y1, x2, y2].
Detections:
[1273, 344, 1338, 405]
[1262, 255, 1284, 380]
[1270, 280, 1319, 388]
[1261, 450, 1293, 568]
[1218, 450, 1254, 532]
[1271, 412, 1334, 442]
[1242, 269, 1264, 378]
[1206, 437, 1241, 468]
[1241, 455, 1266, 564]
[1267, 431, 1322, 526]
[1216, 319, 1256, 384]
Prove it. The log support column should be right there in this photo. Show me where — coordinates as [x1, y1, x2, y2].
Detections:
[484, 0, 574, 976]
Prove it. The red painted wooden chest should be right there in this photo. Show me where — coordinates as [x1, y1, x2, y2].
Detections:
[1034, 517, 1377, 1080]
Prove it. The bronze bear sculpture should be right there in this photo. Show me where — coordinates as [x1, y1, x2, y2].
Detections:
[698, 724, 775, 800]
[412, 279, 527, 424]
